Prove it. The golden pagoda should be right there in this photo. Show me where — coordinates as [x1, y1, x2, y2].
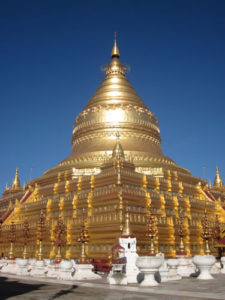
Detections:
[0, 38, 225, 260]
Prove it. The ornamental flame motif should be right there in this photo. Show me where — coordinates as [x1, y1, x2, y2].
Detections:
[37, 211, 47, 242]
[201, 208, 212, 255]
[212, 214, 220, 241]
[23, 220, 30, 245]
[53, 217, 67, 247]
[146, 205, 157, 255]
[77, 217, 90, 263]
[201, 209, 212, 241]
[77, 218, 89, 245]
[177, 209, 187, 254]
[177, 214, 186, 239]
[9, 220, 16, 243]
[146, 206, 157, 239]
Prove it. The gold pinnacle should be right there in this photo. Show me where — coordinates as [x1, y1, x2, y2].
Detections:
[111, 33, 120, 58]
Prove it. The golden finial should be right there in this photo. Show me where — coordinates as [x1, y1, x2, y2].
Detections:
[177, 208, 187, 255]
[111, 32, 120, 58]
[216, 166, 219, 174]
[122, 205, 132, 236]
[116, 131, 120, 140]
[208, 179, 211, 188]
[112, 132, 124, 160]
[214, 166, 223, 187]
[5, 182, 8, 191]
[11, 168, 21, 189]
[8, 200, 13, 210]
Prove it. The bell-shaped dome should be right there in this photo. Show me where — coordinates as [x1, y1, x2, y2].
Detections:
[44, 39, 190, 176]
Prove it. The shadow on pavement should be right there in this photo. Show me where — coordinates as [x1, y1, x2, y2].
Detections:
[50, 285, 78, 299]
[0, 276, 45, 299]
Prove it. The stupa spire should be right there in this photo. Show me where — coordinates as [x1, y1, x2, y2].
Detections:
[112, 133, 125, 160]
[11, 168, 21, 189]
[122, 208, 132, 236]
[216, 166, 220, 175]
[111, 32, 120, 58]
[5, 182, 8, 191]
[213, 166, 223, 188]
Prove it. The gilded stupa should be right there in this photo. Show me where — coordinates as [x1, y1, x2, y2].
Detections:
[44, 38, 188, 176]
[0, 39, 225, 260]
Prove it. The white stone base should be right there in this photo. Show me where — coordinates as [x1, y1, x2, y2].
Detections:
[159, 268, 170, 282]
[1, 260, 17, 274]
[177, 256, 196, 277]
[17, 265, 29, 276]
[220, 257, 225, 274]
[167, 268, 182, 281]
[141, 272, 159, 286]
[16, 259, 29, 276]
[108, 272, 128, 285]
[0, 259, 7, 271]
[73, 264, 101, 280]
[193, 255, 216, 280]
[31, 266, 46, 277]
[46, 264, 59, 278]
[31, 260, 46, 278]
[58, 268, 73, 280]
[211, 262, 221, 274]
[221, 269, 225, 274]
[57, 260, 74, 280]
[158, 256, 169, 282]
[136, 256, 162, 287]
[28, 258, 36, 267]
[198, 268, 214, 280]
[0, 260, 8, 273]
[124, 255, 139, 283]
[167, 259, 181, 281]
[124, 270, 138, 283]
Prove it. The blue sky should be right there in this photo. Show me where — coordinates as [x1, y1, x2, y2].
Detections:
[0, 0, 224, 191]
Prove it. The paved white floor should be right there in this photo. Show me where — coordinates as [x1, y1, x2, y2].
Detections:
[1, 273, 225, 300]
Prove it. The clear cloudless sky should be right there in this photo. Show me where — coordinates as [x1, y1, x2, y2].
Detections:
[0, 0, 225, 191]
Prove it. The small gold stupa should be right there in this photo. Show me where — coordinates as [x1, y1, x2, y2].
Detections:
[0, 38, 225, 260]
